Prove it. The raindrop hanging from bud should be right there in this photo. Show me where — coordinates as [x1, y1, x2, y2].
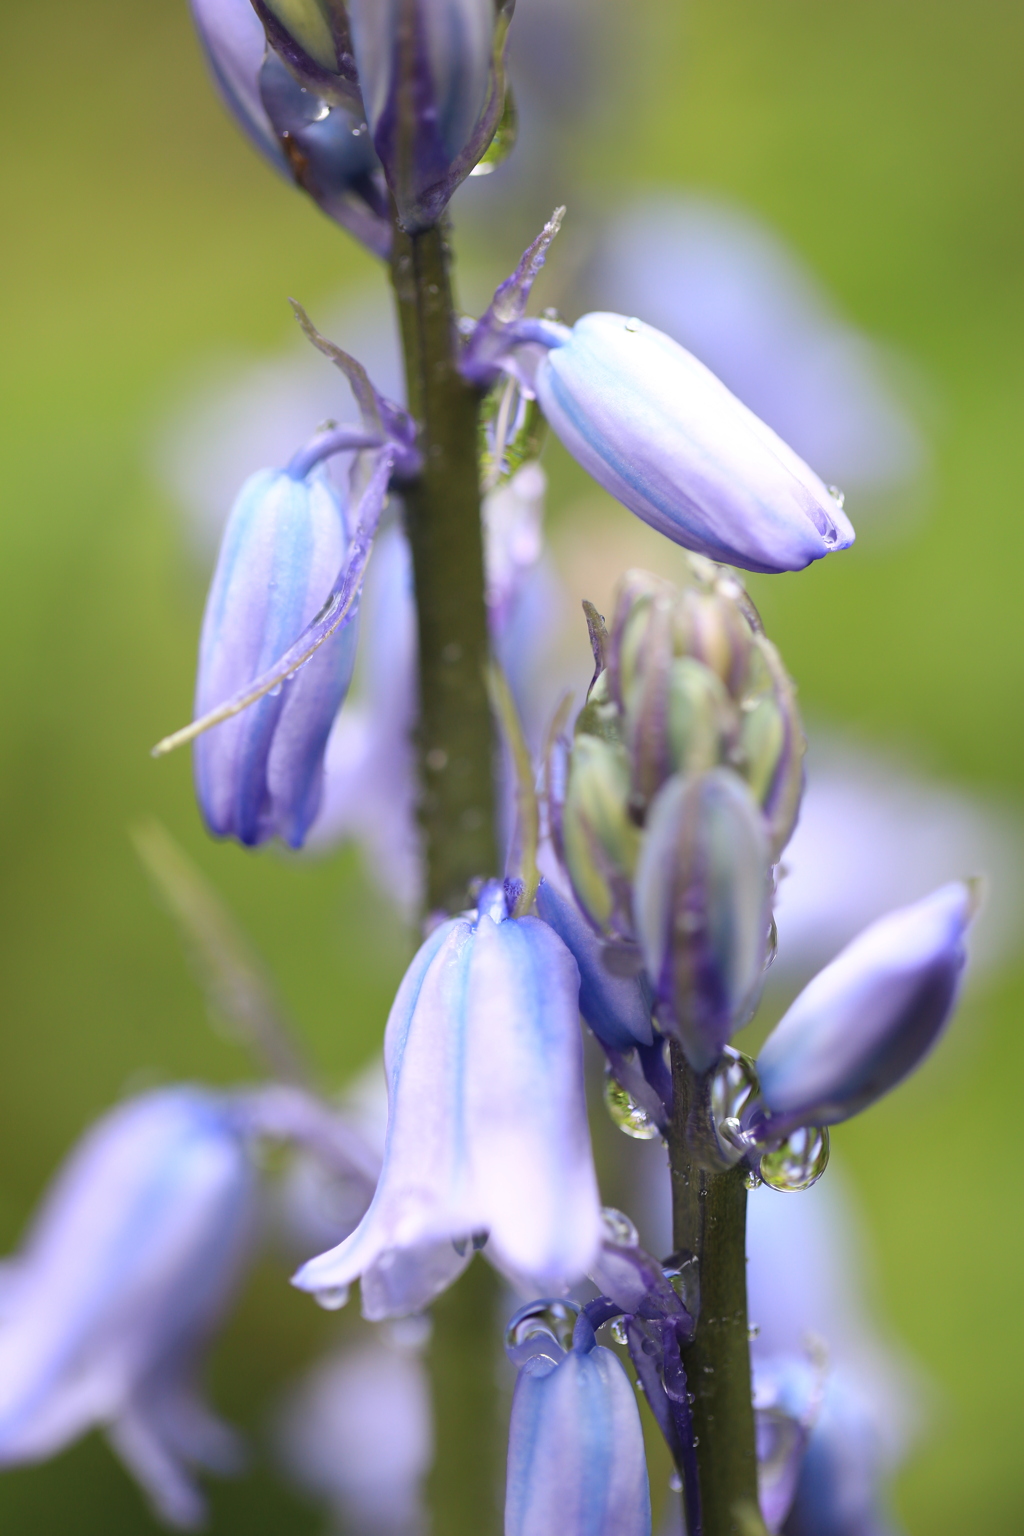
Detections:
[759, 1125, 830, 1192]
[504, 1299, 581, 1367]
[314, 1284, 350, 1311]
[600, 1207, 640, 1247]
[603, 1066, 661, 1140]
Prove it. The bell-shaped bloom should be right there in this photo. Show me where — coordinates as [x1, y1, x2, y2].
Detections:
[756, 882, 973, 1132]
[194, 466, 359, 849]
[504, 1305, 651, 1536]
[534, 878, 652, 1053]
[189, 0, 391, 257]
[0, 1088, 257, 1528]
[292, 882, 602, 1316]
[532, 313, 855, 574]
[348, 0, 510, 230]
[634, 768, 772, 1073]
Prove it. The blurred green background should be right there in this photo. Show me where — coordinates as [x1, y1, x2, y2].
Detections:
[0, 0, 1022, 1531]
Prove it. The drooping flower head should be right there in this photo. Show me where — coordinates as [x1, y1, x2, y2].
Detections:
[292, 879, 602, 1317]
[504, 1301, 651, 1536]
[0, 1088, 258, 1528]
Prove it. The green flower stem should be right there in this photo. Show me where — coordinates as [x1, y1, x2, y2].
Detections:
[389, 218, 498, 915]
[388, 215, 502, 1536]
[669, 1042, 768, 1536]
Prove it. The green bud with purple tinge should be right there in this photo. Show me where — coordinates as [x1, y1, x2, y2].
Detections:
[561, 732, 639, 940]
[633, 768, 773, 1073]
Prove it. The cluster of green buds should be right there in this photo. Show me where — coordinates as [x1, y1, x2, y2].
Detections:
[558, 557, 804, 1073]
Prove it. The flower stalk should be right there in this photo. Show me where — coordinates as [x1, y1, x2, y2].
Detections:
[388, 211, 503, 1532]
[389, 216, 498, 914]
[669, 1041, 767, 1536]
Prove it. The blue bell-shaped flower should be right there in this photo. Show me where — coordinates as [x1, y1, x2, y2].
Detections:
[348, 0, 512, 230]
[194, 465, 359, 849]
[504, 1302, 651, 1536]
[292, 881, 602, 1317]
[0, 1088, 257, 1528]
[532, 312, 856, 574]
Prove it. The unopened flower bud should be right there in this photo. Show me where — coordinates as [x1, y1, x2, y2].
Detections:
[634, 769, 772, 1073]
[561, 732, 639, 939]
[534, 314, 855, 574]
[347, 0, 511, 230]
[756, 882, 974, 1131]
[194, 467, 359, 849]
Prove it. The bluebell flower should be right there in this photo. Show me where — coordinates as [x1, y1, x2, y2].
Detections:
[0, 1088, 257, 1529]
[193, 465, 360, 848]
[189, 0, 289, 172]
[347, 0, 512, 230]
[756, 882, 974, 1133]
[504, 1303, 651, 1536]
[292, 881, 602, 1317]
[188, 0, 391, 256]
[633, 768, 773, 1074]
[532, 313, 855, 574]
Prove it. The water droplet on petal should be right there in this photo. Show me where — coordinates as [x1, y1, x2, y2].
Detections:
[314, 1285, 349, 1311]
[827, 485, 846, 509]
[759, 1125, 830, 1192]
[624, 316, 641, 332]
[669, 1471, 683, 1492]
[311, 100, 331, 122]
[603, 1065, 660, 1140]
[663, 1256, 700, 1318]
[610, 1318, 629, 1346]
[601, 1206, 639, 1247]
[504, 1299, 580, 1367]
[748, 1323, 761, 1341]
[268, 681, 283, 698]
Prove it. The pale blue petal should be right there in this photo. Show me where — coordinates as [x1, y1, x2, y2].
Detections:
[757, 882, 972, 1127]
[535, 313, 855, 576]
[505, 1345, 651, 1536]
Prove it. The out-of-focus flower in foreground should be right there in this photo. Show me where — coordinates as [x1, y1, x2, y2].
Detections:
[504, 1301, 651, 1536]
[349, 0, 513, 230]
[756, 882, 975, 1134]
[292, 880, 601, 1317]
[0, 1088, 257, 1529]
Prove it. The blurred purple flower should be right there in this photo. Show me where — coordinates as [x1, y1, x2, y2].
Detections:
[189, 0, 289, 172]
[276, 1324, 432, 1536]
[349, 0, 510, 230]
[504, 1303, 651, 1536]
[292, 881, 601, 1316]
[0, 1088, 257, 1529]
[746, 1177, 915, 1536]
[756, 882, 974, 1134]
